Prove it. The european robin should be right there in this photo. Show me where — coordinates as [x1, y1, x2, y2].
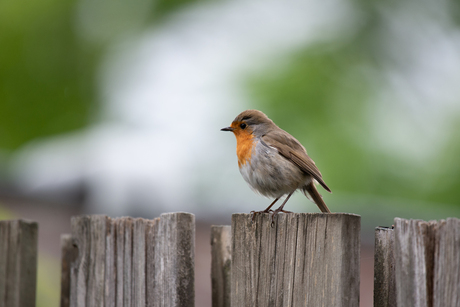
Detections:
[221, 109, 331, 221]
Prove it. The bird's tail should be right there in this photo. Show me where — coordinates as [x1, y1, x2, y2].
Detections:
[303, 182, 331, 213]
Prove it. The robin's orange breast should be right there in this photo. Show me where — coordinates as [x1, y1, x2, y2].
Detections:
[235, 132, 257, 168]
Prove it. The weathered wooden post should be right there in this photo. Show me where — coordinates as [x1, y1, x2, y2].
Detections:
[60, 234, 77, 307]
[433, 218, 460, 307]
[374, 227, 396, 307]
[374, 217, 460, 307]
[211, 226, 231, 307]
[61, 212, 195, 307]
[0, 219, 38, 307]
[394, 218, 436, 307]
[230, 213, 360, 307]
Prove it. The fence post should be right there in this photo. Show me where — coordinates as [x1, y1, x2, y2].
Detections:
[211, 226, 231, 307]
[374, 227, 396, 307]
[61, 212, 195, 307]
[374, 217, 460, 307]
[231, 213, 360, 307]
[0, 219, 38, 307]
[154, 212, 195, 307]
[394, 218, 437, 307]
[433, 218, 460, 307]
[60, 234, 77, 307]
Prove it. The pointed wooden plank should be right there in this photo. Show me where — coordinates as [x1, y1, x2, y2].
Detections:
[231, 213, 360, 307]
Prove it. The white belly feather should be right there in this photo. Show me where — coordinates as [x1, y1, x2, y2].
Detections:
[239, 140, 310, 198]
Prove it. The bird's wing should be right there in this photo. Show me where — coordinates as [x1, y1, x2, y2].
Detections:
[261, 132, 331, 193]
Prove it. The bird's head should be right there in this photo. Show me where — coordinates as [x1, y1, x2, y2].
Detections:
[220, 109, 275, 139]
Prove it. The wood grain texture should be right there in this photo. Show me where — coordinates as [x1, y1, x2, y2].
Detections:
[104, 220, 116, 307]
[0, 220, 38, 307]
[146, 218, 159, 307]
[374, 227, 396, 307]
[115, 218, 125, 307]
[68, 213, 195, 307]
[123, 217, 133, 307]
[394, 218, 437, 307]
[60, 234, 78, 307]
[375, 218, 460, 307]
[211, 226, 231, 307]
[433, 218, 460, 307]
[132, 218, 147, 307]
[70, 215, 108, 307]
[155, 212, 195, 307]
[231, 213, 360, 307]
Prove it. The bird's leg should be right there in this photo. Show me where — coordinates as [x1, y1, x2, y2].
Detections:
[251, 197, 280, 221]
[271, 192, 294, 226]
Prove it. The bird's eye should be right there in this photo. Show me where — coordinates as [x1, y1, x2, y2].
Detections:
[240, 123, 247, 129]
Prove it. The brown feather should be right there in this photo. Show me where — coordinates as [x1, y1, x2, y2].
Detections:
[262, 132, 331, 193]
[304, 182, 331, 213]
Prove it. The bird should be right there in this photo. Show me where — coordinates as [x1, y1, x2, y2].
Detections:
[221, 109, 331, 222]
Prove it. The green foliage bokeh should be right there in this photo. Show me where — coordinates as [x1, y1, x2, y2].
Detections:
[0, 0, 97, 151]
[246, 40, 460, 208]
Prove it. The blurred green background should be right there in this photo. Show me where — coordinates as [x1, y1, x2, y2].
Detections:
[1, 0, 460, 306]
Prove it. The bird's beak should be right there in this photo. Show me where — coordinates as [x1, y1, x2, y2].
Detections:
[221, 126, 234, 132]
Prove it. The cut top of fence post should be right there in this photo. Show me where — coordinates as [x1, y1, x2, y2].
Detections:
[231, 212, 360, 307]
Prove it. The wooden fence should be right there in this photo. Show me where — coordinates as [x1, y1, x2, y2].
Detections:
[0, 213, 459, 307]
[374, 218, 460, 307]
[0, 220, 38, 307]
[62, 213, 195, 307]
